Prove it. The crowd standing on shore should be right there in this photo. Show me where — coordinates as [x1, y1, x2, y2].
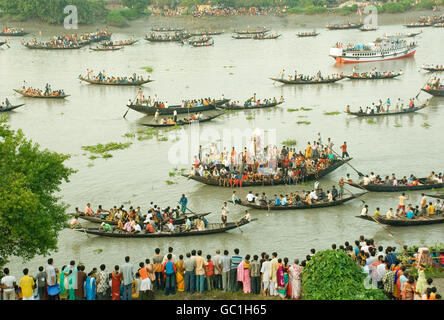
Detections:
[1, 236, 442, 300]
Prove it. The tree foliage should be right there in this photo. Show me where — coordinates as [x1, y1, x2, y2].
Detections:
[0, 0, 108, 24]
[0, 115, 75, 267]
[302, 249, 388, 300]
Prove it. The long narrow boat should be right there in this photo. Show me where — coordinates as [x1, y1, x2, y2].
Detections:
[422, 66, 444, 72]
[345, 72, 402, 80]
[297, 32, 319, 37]
[0, 31, 28, 36]
[356, 215, 444, 226]
[347, 105, 426, 117]
[102, 40, 139, 47]
[404, 23, 434, 28]
[252, 34, 281, 40]
[232, 34, 256, 39]
[192, 40, 214, 47]
[234, 29, 270, 34]
[151, 27, 184, 32]
[89, 46, 123, 51]
[0, 104, 25, 112]
[270, 77, 344, 85]
[79, 77, 153, 86]
[183, 158, 352, 187]
[347, 179, 444, 192]
[230, 192, 366, 210]
[218, 101, 283, 110]
[13, 89, 70, 99]
[74, 210, 211, 226]
[23, 43, 85, 50]
[190, 31, 223, 36]
[359, 26, 378, 31]
[421, 88, 444, 97]
[425, 193, 444, 199]
[142, 112, 225, 128]
[326, 23, 363, 30]
[126, 99, 229, 116]
[75, 219, 256, 238]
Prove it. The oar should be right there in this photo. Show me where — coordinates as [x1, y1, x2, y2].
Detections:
[369, 215, 395, 239]
[177, 202, 198, 217]
[331, 149, 364, 177]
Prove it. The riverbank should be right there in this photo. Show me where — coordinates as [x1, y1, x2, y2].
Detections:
[0, 9, 438, 35]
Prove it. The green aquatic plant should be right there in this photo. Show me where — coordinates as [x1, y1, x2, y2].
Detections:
[367, 119, 376, 124]
[102, 153, 113, 159]
[82, 142, 132, 154]
[141, 66, 153, 73]
[324, 111, 340, 116]
[421, 122, 431, 128]
[298, 115, 308, 118]
[300, 107, 313, 111]
[246, 115, 255, 120]
[296, 121, 311, 125]
[287, 108, 299, 112]
[166, 180, 178, 185]
[122, 132, 135, 139]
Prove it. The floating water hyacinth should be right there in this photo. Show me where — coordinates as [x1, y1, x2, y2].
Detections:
[122, 132, 135, 138]
[421, 122, 431, 128]
[287, 108, 299, 112]
[296, 121, 311, 125]
[367, 119, 376, 124]
[324, 111, 340, 115]
[166, 180, 178, 185]
[141, 66, 153, 73]
[82, 142, 132, 154]
[300, 107, 313, 111]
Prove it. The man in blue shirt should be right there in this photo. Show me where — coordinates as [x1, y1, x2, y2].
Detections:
[230, 249, 242, 292]
[179, 194, 188, 215]
[274, 195, 281, 206]
[406, 208, 415, 219]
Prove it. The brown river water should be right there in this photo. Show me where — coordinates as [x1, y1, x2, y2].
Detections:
[1, 15, 443, 272]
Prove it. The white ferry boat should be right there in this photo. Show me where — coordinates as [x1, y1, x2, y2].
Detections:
[329, 40, 417, 63]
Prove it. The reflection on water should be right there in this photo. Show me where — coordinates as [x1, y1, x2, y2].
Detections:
[2, 23, 443, 273]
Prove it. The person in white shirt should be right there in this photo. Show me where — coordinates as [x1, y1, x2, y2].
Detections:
[246, 191, 255, 203]
[369, 172, 376, 182]
[260, 255, 271, 296]
[361, 205, 369, 216]
[376, 260, 388, 286]
[162, 247, 177, 264]
[362, 175, 371, 185]
[309, 190, 318, 201]
[1, 268, 17, 300]
[221, 202, 229, 226]
[386, 208, 393, 219]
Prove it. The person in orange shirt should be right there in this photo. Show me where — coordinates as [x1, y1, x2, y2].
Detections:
[340, 142, 349, 158]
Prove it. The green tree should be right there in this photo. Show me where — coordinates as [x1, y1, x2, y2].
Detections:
[0, 115, 76, 267]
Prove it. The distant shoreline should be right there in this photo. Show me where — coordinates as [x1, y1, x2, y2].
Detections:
[0, 9, 436, 35]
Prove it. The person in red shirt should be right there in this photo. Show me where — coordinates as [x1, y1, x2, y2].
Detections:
[340, 142, 349, 158]
[205, 255, 215, 291]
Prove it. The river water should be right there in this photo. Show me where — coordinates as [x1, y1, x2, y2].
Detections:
[2, 19, 443, 273]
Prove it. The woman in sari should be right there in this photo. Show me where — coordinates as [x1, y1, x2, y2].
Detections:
[111, 265, 122, 300]
[415, 264, 427, 295]
[176, 255, 185, 292]
[277, 258, 289, 299]
[391, 261, 402, 299]
[85, 272, 96, 300]
[58, 265, 69, 300]
[237, 255, 251, 294]
[288, 259, 303, 300]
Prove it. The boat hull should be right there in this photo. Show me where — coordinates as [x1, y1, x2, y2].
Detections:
[347, 179, 444, 192]
[422, 89, 444, 97]
[357, 215, 444, 226]
[127, 99, 229, 116]
[332, 48, 416, 64]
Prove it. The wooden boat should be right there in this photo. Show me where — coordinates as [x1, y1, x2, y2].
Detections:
[434, 23, 444, 28]
[347, 105, 426, 117]
[425, 193, 444, 199]
[0, 104, 25, 112]
[234, 29, 270, 34]
[422, 88, 444, 97]
[151, 27, 184, 32]
[232, 34, 256, 39]
[359, 26, 378, 31]
[145, 36, 182, 42]
[345, 72, 402, 80]
[297, 32, 319, 37]
[102, 40, 139, 47]
[218, 101, 283, 110]
[252, 34, 281, 40]
[190, 31, 223, 36]
[74, 210, 211, 226]
[89, 46, 123, 51]
[142, 112, 225, 127]
[357, 215, 444, 226]
[192, 40, 214, 47]
[407, 31, 423, 37]
[422, 67, 444, 72]
[270, 77, 344, 85]
[0, 31, 28, 36]
[79, 77, 153, 86]
[13, 89, 70, 99]
[23, 43, 84, 50]
[126, 99, 229, 116]
[230, 192, 366, 210]
[326, 23, 363, 30]
[183, 158, 353, 187]
[404, 23, 434, 28]
[347, 179, 444, 192]
[0, 41, 5, 47]
[75, 219, 256, 238]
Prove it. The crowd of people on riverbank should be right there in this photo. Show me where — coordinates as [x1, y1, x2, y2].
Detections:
[1, 235, 442, 301]
[188, 134, 350, 186]
[80, 70, 148, 84]
[361, 192, 443, 220]
[346, 97, 424, 115]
